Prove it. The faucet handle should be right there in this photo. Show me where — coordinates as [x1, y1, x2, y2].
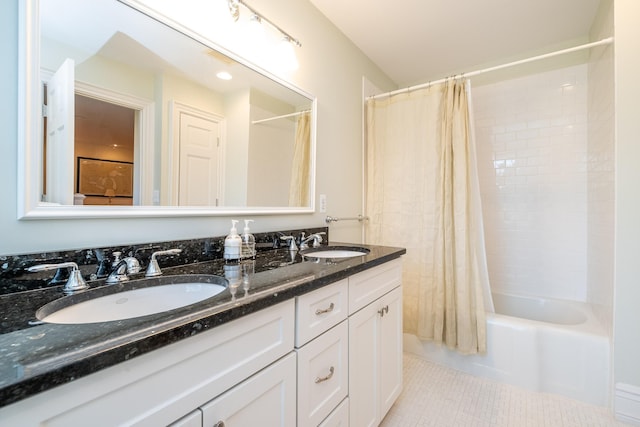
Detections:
[123, 256, 141, 274]
[279, 236, 298, 251]
[145, 249, 182, 277]
[312, 232, 326, 247]
[27, 262, 88, 295]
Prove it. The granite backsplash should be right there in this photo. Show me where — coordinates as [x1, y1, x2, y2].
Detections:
[0, 227, 329, 296]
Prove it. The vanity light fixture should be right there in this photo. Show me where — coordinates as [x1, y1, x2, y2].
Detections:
[228, 0, 302, 48]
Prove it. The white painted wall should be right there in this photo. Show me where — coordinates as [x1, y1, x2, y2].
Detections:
[0, 0, 395, 255]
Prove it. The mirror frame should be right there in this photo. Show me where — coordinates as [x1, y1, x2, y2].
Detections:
[17, 0, 317, 220]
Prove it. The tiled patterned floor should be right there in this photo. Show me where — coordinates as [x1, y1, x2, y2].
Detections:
[381, 353, 629, 427]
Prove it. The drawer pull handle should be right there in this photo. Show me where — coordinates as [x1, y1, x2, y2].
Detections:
[315, 366, 335, 383]
[315, 302, 335, 315]
[378, 305, 389, 317]
[213, 422, 225, 427]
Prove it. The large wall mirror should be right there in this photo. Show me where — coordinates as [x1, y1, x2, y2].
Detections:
[18, 0, 316, 219]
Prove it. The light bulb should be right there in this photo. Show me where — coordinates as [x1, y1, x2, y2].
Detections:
[216, 71, 233, 80]
[276, 36, 299, 71]
[247, 14, 264, 40]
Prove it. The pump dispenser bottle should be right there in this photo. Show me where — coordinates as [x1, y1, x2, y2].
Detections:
[224, 220, 242, 262]
[241, 219, 256, 259]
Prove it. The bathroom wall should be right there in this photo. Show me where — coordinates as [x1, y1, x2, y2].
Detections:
[0, 0, 396, 256]
[587, 0, 615, 336]
[473, 64, 591, 302]
[613, 0, 640, 409]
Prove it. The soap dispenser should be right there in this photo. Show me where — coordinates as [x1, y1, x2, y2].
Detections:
[224, 220, 242, 262]
[241, 219, 256, 260]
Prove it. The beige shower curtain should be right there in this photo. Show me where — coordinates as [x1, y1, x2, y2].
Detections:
[288, 112, 311, 206]
[365, 78, 492, 354]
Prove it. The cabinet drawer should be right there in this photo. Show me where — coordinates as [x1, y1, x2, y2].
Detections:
[319, 397, 349, 427]
[201, 352, 296, 427]
[297, 321, 349, 427]
[349, 258, 402, 314]
[296, 279, 348, 347]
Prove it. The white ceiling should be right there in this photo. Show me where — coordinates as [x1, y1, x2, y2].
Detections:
[309, 0, 602, 86]
[41, 0, 314, 110]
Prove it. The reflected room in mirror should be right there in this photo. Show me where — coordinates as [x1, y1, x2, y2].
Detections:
[26, 0, 316, 218]
[74, 96, 135, 206]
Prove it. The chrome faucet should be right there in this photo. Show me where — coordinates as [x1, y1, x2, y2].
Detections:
[145, 249, 182, 277]
[299, 232, 326, 250]
[105, 250, 142, 284]
[27, 262, 89, 295]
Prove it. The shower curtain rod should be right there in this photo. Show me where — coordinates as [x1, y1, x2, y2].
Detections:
[251, 110, 311, 125]
[368, 37, 614, 100]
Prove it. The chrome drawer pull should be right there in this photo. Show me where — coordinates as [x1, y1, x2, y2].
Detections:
[378, 305, 389, 317]
[315, 302, 335, 315]
[315, 366, 335, 383]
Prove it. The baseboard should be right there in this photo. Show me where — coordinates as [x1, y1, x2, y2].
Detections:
[615, 383, 640, 425]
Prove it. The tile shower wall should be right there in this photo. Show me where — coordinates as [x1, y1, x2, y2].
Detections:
[473, 65, 590, 301]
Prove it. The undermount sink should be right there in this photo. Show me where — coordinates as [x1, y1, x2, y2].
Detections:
[36, 275, 228, 324]
[300, 246, 370, 259]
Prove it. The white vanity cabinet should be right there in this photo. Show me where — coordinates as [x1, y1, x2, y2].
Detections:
[348, 259, 403, 427]
[0, 257, 404, 427]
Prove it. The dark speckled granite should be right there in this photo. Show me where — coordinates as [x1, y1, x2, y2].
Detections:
[0, 230, 405, 409]
[0, 227, 328, 296]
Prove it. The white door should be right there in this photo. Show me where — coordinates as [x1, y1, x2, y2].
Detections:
[46, 58, 75, 205]
[178, 112, 221, 206]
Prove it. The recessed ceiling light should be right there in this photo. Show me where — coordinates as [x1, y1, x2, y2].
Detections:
[216, 71, 233, 80]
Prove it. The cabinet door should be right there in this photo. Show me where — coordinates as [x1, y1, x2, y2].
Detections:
[349, 286, 403, 427]
[349, 298, 380, 427]
[200, 353, 296, 427]
[379, 286, 403, 418]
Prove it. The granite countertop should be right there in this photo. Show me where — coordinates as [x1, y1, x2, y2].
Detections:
[0, 242, 405, 408]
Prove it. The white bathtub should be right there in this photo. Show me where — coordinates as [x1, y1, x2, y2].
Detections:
[404, 292, 611, 406]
